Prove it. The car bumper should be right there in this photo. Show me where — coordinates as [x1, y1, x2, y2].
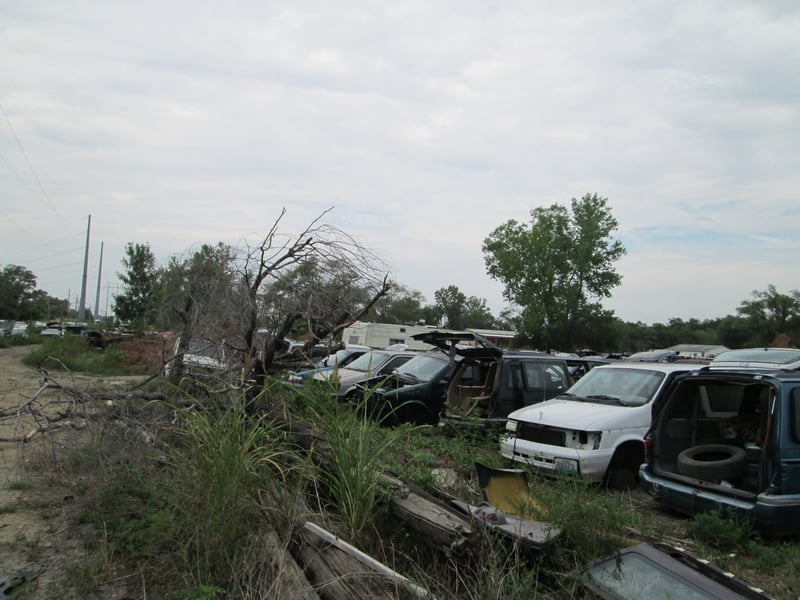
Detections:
[640, 464, 800, 536]
[500, 437, 612, 482]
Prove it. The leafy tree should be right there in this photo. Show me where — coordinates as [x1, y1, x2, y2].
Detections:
[160, 243, 237, 380]
[367, 283, 427, 325]
[0, 265, 69, 320]
[433, 285, 467, 329]
[461, 296, 497, 329]
[483, 193, 626, 351]
[737, 285, 800, 345]
[0, 265, 37, 320]
[114, 243, 159, 332]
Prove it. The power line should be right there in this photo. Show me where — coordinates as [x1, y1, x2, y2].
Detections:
[0, 99, 74, 233]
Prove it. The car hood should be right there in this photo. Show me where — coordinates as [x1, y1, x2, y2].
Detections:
[507, 397, 650, 431]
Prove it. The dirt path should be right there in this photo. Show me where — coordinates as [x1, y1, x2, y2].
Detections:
[0, 345, 58, 593]
[0, 346, 144, 598]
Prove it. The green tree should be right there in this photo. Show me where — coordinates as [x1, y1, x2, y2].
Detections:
[0, 265, 68, 321]
[368, 283, 427, 325]
[433, 285, 467, 329]
[461, 296, 497, 329]
[483, 193, 626, 351]
[737, 285, 800, 345]
[0, 265, 38, 320]
[114, 243, 159, 332]
[160, 243, 237, 380]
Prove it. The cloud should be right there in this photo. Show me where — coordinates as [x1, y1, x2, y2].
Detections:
[1, 1, 798, 326]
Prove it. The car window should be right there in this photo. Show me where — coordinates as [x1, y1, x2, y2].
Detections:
[392, 354, 446, 380]
[381, 355, 413, 373]
[347, 351, 391, 372]
[567, 368, 666, 406]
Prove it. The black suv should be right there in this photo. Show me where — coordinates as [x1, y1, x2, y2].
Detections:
[415, 331, 573, 426]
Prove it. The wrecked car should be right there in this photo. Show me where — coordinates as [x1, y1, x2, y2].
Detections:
[349, 349, 459, 425]
[581, 542, 769, 599]
[640, 366, 800, 535]
[415, 331, 572, 426]
[502, 363, 698, 487]
[287, 344, 370, 387]
[310, 348, 416, 400]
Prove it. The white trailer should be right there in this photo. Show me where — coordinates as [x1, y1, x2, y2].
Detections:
[341, 322, 436, 351]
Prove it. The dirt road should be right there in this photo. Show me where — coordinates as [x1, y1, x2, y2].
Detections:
[0, 346, 135, 598]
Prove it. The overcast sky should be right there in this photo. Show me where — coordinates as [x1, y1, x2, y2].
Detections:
[1, 2, 798, 324]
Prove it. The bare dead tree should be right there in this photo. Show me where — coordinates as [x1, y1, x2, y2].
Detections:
[236, 208, 392, 380]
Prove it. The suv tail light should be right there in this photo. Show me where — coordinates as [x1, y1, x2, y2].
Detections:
[643, 435, 653, 462]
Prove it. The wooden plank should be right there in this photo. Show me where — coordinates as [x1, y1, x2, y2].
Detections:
[296, 522, 427, 600]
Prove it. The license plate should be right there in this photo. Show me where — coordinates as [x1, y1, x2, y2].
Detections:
[554, 459, 578, 474]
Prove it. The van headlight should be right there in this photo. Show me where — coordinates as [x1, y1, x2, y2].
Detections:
[505, 420, 518, 434]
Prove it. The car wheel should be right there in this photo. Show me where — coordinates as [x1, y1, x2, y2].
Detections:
[676, 444, 747, 482]
[604, 444, 644, 491]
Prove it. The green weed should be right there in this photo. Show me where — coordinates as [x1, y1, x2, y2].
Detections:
[688, 511, 755, 552]
[167, 388, 294, 588]
[22, 335, 148, 374]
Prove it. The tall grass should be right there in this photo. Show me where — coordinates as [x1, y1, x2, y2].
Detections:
[296, 382, 416, 536]
[22, 335, 147, 374]
[167, 389, 295, 587]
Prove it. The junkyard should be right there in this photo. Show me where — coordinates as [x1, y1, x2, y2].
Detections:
[2, 331, 799, 599]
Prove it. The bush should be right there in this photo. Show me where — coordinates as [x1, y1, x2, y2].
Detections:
[22, 335, 155, 374]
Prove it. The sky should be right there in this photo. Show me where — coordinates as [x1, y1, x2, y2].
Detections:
[1, 1, 798, 324]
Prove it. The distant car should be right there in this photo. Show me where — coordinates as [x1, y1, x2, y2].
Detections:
[414, 330, 572, 426]
[39, 327, 63, 337]
[10, 323, 29, 337]
[351, 349, 459, 425]
[287, 344, 371, 387]
[501, 362, 699, 487]
[708, 347, 800, 371]
[626, 349, 677, 363]
[168, 338, 231, 374]
[311, 349, 417, 399]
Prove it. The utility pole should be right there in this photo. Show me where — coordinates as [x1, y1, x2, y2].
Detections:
[94, 241, 104, 320]
[78, 214, 91, 321]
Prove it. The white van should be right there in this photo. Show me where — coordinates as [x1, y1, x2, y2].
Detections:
[500, 362, 697, 488]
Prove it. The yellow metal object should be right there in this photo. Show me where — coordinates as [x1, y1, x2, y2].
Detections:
[475, 462, 547, 519]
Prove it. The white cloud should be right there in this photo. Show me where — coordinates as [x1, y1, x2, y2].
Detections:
[1, 1, 798, 326]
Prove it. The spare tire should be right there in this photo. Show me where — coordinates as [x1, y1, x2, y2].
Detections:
[677, 444, 747, 482]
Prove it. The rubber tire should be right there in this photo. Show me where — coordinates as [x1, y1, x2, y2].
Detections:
[676, 444, 747, 482]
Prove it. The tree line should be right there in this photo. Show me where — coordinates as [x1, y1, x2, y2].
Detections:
[4, 198, 797, 363]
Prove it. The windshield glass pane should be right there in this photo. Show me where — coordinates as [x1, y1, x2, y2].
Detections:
[187, 340, 220, 359]
[567, 368, 665, 406]
[346, 350, 390, 372]
[395, 354, 447, 381]
[587, 552, 717, 599]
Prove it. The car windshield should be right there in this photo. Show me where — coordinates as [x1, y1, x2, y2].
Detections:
[586, 550, 720, 599]
[345, 350, 391, 372]
[187, 339, 220, 359]
[563, 368, 666, 407]
[394, 354, 447, 382]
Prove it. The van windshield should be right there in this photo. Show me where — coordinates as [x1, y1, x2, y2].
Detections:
[564, 368, 666, 407]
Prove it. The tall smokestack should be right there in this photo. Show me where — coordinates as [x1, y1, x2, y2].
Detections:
[78, 214, 91, 321]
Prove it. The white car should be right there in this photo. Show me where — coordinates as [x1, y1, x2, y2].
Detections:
[500, 362, 698, 487]
[10, 323, 29, 336]
[312, 349, 416, 399]
[708, 347, 800, 371]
